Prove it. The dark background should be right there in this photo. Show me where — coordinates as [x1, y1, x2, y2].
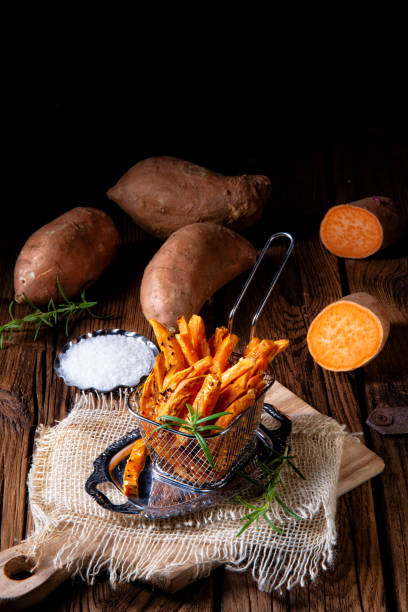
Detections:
[5, 80, 408, 251]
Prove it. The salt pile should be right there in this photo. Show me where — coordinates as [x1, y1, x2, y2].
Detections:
[58, 334, 156, 391]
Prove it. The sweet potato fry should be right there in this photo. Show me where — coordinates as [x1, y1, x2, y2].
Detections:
[192, 374, 221, 418]
[149, 318, 187, 371]
[123, 438, 147, 497]
[214, 389, 256, 429]
[179, 373, 221, 431]
[208, 326, 229, 357]
[215, 371, 250, 412]
[153, 352, 166, 393]
[211, 333, 239, 377]
[243, 336, 260, 357]
[273, 339, 290, 356]
[219, 357, 254, 391]
[254, 380, 267, 397]
[140, 370, 156, 419]
[189, 314, 210, 359]
[247, 373, 262, 389]
[176, 332, 200, 365]
[162, 366, 193, 394]
[192, 355, 213, 375]
[245, 338, 289, 364]
[252, 355, 268, 375]
[177, 315, 190, 336]
[156, 375, 205, 419]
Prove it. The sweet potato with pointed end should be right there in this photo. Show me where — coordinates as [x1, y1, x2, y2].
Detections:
[14, 207, 120, 305]
[307, 292, 390, 371]
[141, 223, 257, 328]
[107, 156, 271, 239]
[320, 196, 403, 259]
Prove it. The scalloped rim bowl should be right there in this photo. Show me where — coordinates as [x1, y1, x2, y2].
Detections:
[53, 328, 159, 392]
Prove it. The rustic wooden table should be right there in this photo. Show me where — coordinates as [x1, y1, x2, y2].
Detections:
[0, 136, 407, 611]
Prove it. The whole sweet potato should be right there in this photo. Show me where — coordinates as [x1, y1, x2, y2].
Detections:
[107, 156, 271, 238]
[14, 207, 120, 305]
[140, 222, 257, 327]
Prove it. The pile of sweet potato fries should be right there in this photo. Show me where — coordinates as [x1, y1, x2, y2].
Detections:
[142, 315, 288, 430]
[123, 315, 288, 497]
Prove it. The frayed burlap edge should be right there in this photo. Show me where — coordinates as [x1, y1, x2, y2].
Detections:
[19, 389, 346, 592]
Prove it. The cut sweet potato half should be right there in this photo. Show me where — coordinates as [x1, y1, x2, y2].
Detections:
[320, 196, 402, 259]
[307, 292, 390, 371]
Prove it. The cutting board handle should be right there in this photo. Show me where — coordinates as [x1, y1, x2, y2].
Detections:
[0, 541, 69, 610]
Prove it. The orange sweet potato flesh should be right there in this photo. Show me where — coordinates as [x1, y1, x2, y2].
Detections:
[107, 156, 271, 239]
[123, 439, 147, 497]
[193, 374, 221, 417]
[307, 292, 390, 371]
[320, 196, 403, 259]
[156, 375, 205, 419]
[149, 319, 187, 371]
[141, 223, 257, 328]
[214, 389, 256, 429]
[189, 315, 210, 359]
[14, 207, 120, 305]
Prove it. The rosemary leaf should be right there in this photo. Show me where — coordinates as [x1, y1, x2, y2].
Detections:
[196, 411, 232, 424]
[236, 444, 304, 537]
[56, 277, 70, 304]
[287, 460, 306, 480]
[263, 513, 283, 534]
[275, 494, 302, 520]
[0, 282, 110, 348]
[195, 431, 214, 468]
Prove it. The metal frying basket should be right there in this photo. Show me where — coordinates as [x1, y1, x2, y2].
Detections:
[128, 232, 294, 491]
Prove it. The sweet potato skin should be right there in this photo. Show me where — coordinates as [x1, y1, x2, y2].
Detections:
[14, 207, 120, 305]
[320, 196, 403, 258]
[140, 223, 257, 328]
[107, 156, 271, 239]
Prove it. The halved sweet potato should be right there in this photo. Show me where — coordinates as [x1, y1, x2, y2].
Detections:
[307, 292, 390, 371]
[320, 196, 403, 259]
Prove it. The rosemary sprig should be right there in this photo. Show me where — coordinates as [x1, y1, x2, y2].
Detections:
[156, 403, 232, 468]
[0, 279, 110, 348]
[236, 446, 305, 536]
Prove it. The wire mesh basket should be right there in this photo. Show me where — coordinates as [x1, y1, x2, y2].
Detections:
[128, 232, 294, 492]
[128, 356, 275, 490]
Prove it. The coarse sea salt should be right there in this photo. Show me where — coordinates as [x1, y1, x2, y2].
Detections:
[57, 334, 156, 391]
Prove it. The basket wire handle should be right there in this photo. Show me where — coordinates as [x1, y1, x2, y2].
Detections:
[228, 232, 294, 340]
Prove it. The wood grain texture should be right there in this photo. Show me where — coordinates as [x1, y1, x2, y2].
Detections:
[221, 150, 387, 612]
[0, 379, 384, 610]
[331, 140, 408, 612]
[0, 142, 406, 610]
[266, 382, 384, 495]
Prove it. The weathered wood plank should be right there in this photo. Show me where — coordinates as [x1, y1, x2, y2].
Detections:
[1, 141, 404, 610]
[331, 141, 408, 612]
[221, 150, 387, 611]
[29, 574, 215, 612]
[30, 214, 215, 610]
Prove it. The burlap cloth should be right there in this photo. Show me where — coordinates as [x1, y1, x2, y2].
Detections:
[23, 386, 347, 592]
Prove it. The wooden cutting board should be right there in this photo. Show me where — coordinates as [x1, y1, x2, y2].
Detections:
[0, 382, 385, 610]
